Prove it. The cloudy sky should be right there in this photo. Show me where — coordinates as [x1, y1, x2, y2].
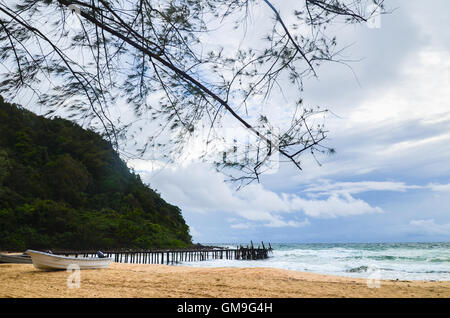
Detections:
[126, 0, 450, 244]
[8, 0, 449, 244]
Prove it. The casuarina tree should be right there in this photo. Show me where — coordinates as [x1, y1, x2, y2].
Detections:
[0, 0, 385, 186]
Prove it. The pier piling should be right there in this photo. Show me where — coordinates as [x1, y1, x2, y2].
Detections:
[53, 242, 272, 265]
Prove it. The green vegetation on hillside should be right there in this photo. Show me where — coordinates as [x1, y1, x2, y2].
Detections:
[0, 96, 192, 251]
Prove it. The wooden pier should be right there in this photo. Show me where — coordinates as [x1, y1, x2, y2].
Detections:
[53, 242, 272, 265]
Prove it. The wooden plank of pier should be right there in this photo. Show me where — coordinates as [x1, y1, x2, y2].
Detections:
[53, 242, 273, 265]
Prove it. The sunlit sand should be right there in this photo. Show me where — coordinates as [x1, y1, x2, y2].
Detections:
[1, 263, 449, 298]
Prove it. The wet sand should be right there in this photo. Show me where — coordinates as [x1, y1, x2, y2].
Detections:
[0, 263, 449, 298]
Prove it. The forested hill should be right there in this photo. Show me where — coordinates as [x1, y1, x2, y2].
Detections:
[0, 96, 192, 251]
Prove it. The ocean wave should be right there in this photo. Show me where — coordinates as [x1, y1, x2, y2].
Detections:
[347, 266, 369, 273]
[189, 243, 450, 281]
[424, 270, 450, 274]
[427, 258, 450, 263]
[342, 255, 450, 262]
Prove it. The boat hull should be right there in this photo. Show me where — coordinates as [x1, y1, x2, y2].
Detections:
[0, 253, 32, 264]
[26, 250, 112, 270]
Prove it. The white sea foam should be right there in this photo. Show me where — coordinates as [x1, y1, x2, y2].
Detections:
[178, 243, 450, 281]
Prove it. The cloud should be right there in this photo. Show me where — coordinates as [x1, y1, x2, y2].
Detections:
[128, 2, 450, 241]
[188, 226, 202, 238]
[428, 183, 450, 192]
[348, 49, 450, 126]
[142, 164, 389, 226]
[409, 219, 450, 236]
[230, 223, 251, 230]
[288, 193, 383, 219]
[304, 180, 422, 197]
[230, 218, 311, 229]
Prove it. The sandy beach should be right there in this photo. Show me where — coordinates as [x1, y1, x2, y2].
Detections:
[0, 263, 449, 298]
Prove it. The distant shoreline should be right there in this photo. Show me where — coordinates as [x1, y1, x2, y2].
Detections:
[1, 263, 449, 298]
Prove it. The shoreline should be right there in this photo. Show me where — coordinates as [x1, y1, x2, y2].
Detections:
[1, 263, 449, 298]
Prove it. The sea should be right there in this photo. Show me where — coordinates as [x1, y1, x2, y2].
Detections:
[179, 242, 450, 281]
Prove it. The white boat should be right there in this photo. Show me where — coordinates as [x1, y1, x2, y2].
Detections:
[0, 252, 32, 264]
[26, 250, 112, 270]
